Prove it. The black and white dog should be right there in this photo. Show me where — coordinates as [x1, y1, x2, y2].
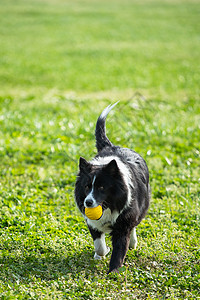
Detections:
[75, 102, 150, 273]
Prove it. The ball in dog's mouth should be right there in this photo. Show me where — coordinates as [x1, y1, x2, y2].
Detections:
[85, 205, 103, 220]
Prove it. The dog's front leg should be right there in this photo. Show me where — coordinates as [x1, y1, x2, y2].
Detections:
[108, 232, 130, 274]
[129, 227, 137, 249]
[88, 226, 110, 259]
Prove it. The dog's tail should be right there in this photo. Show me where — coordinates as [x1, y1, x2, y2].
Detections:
[95, 102, 119, 152]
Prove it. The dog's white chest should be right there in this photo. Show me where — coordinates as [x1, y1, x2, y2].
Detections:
[86, 208, 119, 233]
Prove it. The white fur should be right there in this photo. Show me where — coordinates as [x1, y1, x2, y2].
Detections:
[94, 253, 102, 260]
[99, 102, 119, 120]
[93, 234, 110, 259]
[84, 176, 98, 208]
[129, 227, 137, 249]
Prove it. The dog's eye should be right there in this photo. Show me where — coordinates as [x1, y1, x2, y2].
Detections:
[85, 184, 91, 194]
[98, 186, 104, 192]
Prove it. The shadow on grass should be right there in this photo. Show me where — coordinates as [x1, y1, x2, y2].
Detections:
[0, 248, 104, 283]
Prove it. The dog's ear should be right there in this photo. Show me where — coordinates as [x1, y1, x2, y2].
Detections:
[104, 159, 119, 176]
[79, 157, 91, 173]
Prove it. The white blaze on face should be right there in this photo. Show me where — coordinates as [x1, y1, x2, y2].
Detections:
[84, 176, 98, 208]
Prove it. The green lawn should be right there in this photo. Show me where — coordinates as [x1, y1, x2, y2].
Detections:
[0, 0, 199, 299]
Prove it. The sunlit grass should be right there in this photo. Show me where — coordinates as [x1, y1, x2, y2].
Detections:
[0, 0, 199, 94]
[0, 0, 199, 298]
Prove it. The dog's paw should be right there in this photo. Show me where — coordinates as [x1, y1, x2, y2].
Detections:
[129, 242, 137, 250]
[94, 252, 102, 260]
[107, 268, 119, 275]
[94, 247, 110, 260]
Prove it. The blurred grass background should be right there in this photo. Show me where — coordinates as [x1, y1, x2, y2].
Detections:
[0, 0, 199, 95]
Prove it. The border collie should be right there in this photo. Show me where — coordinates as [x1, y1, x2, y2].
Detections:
[75, 102, 150, 274]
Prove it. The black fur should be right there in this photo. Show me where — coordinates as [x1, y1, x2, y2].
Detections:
[75, 103, 150, 273]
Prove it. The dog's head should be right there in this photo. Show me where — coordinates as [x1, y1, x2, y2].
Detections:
[75, 157, 128, 215]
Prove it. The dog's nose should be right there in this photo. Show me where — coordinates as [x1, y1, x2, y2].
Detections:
[85, 199, 94, 207]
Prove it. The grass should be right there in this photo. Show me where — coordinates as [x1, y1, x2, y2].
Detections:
[0, 0, 200, 94]
[0, 0, 200, 299]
